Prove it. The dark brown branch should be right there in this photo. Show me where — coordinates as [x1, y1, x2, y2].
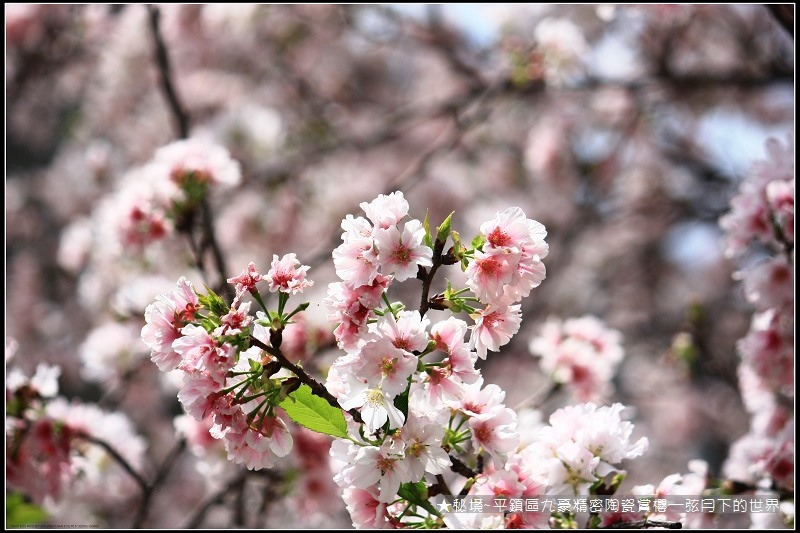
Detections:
[428, 473, 450, 498]
[200, 195, 234, 302]
[132, 438, 186, 528]
[185, 469, 248, 528]
[76, 429, 187, 528]
[76, 432, 149, 492]
[146, 5, 233, 300]
[419, 237, 447, 317]
[767, 4, 794, 37]
[146, 4, 190, 139]
[249, 335, 364, 425]
[448, 454, 478, 480]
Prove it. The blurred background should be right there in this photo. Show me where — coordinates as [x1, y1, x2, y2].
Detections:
[6, 4, 794, 528]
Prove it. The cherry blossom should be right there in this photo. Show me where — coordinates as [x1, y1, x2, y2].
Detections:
[468, 405, 520, 467]
[469, 304, 522, 359]
[529, 315, 625, 401]
[354, 337, 418, 397]
[339, 380, 406, 435]
[374, 219, 433, 281]
[265, 253, 314, 294]
[141, 276, 200, 371]
[359, 191, 409, 230]
[154, 138, 242, 188]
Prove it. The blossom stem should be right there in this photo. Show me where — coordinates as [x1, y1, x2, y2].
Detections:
[251, 290, 269, 314]
[419, 237, 447, 317]
[249, 335, 364, 424]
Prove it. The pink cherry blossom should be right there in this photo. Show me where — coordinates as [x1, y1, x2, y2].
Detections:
[719, 135, 794, 257]
[141, 276, 200, 371]
[469, 304, 522, 359]
[766, 178, 794, 244]
[374, 219, 433, 281]
[737, 309, 794, 397]
[470, 468, 526, 499]
[6, 416, 73, 504]
[178, 373, 234, 421]
[468, 405, 520, 467]
[529, 315, 625, 401]
[408, 369, 464, 412]
[481, 207, 537, 252]
[739, 256, 794, 313]
[214, 301, 253, 337]
[340, 214, 374, 240]
[359, 191, 409, 230]
[154, 138, 242, 188]
[174, 324, 236, 385]
[264, 253, 313, 294]
[325, 275, 392, 351]
[354, 337, 418, 397]
[453, 379, 506, 416]
[465, 249, 516, 304]
[333, 235, 380, 288]
[430, 316, 469, 354]
[227, 261, 263, 298]
[394, 413, 451, 481]
[342, 486, 392, 529]
[369, 309, 430, 353]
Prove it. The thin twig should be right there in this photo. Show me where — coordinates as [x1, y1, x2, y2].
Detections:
[146, 4, 190, 139]
[76, 432, 149, 492]
[418, 238, 447, 317]
[249, 335, 364, 425]
[200, 195, 234, 301]
[185, 469, 248, 528]
[132, 438, 187, 528]
[448, 454, 477, 480]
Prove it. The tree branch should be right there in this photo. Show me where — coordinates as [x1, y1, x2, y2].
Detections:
[418, 238, 447, 317]
[185, 469, 248, 528]
[249, 334, 364, 425]
[132, 438, 186, 528]
[76, 432, 149, 493]
[146, 4, 190, 139]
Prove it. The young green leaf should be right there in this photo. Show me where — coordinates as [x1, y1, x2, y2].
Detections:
[279, 384, 349, 439]
[422, 209, 433, 249]
[436, 211, 454, 244]
[397, 481, 440, 517]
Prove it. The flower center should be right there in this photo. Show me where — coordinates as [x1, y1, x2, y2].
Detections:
[488, 227, 512, 248]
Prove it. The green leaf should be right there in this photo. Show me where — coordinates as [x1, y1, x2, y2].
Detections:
[436, 212, 454, 244]
[279, 384, 348, 439]
[6, 491, 47, 527]
[422, 209, 433, 249]
[398, 481, 440, 517]
[393, 387, 409, 420]
[198, 286, 229, 316]
[471, 234, 485, 250]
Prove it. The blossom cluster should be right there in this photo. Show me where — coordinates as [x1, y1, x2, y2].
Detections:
[132, 190, 649, 528]
[5, 338, 146, 509]
[140, 252, 314, 470]
[319, 192, 650, 527]
[528, 315, 625, 402]
[720, 136, 795, 497]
